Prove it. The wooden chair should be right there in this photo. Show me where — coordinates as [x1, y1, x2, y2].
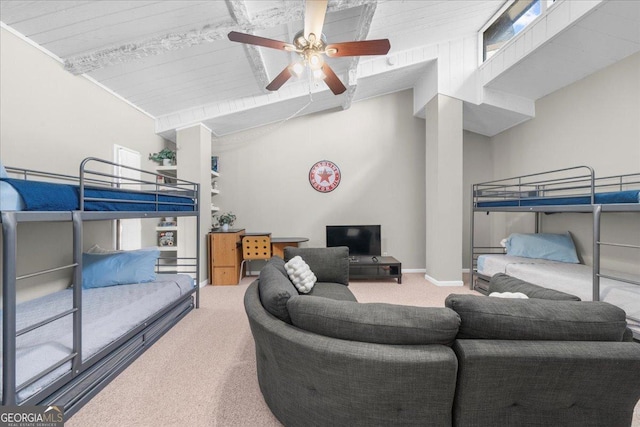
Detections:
[239, 234, 272, 282]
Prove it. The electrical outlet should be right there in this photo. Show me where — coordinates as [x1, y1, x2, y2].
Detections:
[383, 252, 388, 256]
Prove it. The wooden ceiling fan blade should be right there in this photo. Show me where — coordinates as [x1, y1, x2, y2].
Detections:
[304, 0, 328, 41]
[228, 31, 295, 51]
[321, 64, 346, 95]
[266, 66, 293, 91]
[325, 39, 391, 57]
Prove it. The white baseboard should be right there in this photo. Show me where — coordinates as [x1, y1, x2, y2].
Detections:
[424, 273, 464, 287]
[199, 279, 208, 288]
[402, 268, 426, 273]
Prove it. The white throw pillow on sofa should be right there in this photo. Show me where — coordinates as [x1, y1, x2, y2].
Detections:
[285, 256, 317, 294]
[489, 291, 529, 299]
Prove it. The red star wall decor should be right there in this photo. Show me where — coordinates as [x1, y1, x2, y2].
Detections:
[309, 160, 341, 193]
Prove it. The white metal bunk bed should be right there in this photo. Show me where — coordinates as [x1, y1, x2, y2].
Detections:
[470, 166, 640, 339]
[1, 157, 200, 415]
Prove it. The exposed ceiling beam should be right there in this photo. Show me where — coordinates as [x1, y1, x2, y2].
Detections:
[227, 0, 270, 91]
[64, 0, 369, 75]
[342, 1, 378, 110]
[226, 0, 251, 26]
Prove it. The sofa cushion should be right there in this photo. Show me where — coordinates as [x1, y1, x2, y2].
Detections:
[267, 255, 288, 278]
[287, 296, 461, 345]
[284, 246, 349, 286]
[306, 282, 357, 302]
[445, 294, 628, 341]
[258, 263, 298, 324]
[489, 273, 581, 301]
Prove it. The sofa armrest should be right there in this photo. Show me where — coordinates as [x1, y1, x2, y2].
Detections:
[284, 246, 349, 285]
[452, 339, 640, 427]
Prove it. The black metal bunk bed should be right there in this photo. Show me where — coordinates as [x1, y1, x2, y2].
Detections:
[1, 157, 200, 415]
[470, 166, 640, 339]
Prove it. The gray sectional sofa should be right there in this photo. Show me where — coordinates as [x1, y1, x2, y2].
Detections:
[244, 247, 640, 427]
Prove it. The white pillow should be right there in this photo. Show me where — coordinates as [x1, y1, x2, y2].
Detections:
[87, 244, 121, 254]
[489, 292, 529, 299]
[284, 256, 317, 294]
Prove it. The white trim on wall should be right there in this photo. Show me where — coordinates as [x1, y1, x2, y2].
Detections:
[424, 273, 464, 287]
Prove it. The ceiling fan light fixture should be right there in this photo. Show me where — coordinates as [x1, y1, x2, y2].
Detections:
[290, 62, 305, 77]
[308, 52, 324, 70]
[312, 68, 325, 80]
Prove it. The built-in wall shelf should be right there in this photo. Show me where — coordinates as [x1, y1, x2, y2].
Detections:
[156, 165, 177, 173]
[158, 246, 178, 251]
[210, 168, 220, 214]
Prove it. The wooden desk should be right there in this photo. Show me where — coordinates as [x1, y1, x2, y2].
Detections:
[271, 237, 309, 258]
[208, 232, 308, 285]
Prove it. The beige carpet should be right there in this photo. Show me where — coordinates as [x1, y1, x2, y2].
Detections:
[66, 273, 640, 427]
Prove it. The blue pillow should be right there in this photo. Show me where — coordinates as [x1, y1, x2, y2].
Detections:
[82, 248, 159, 289]
[505, 233, 580, 263]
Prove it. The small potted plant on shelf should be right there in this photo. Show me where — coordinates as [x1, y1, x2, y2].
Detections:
[148, 148, 176, 166]
[213, 212, 236, 232]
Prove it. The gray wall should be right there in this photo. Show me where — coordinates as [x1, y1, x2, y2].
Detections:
[212, 90, 427, 269]
[0, 27, 168, 301]
[462, 131, 493, 269]
[487, 52, 640, 274]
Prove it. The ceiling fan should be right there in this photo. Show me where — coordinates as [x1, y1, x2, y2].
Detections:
[228, 0, 390, 95]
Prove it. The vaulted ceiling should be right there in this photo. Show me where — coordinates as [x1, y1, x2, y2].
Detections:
[1, 1, 639, 140]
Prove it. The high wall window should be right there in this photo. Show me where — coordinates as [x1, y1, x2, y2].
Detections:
[482, 0, 555, 61]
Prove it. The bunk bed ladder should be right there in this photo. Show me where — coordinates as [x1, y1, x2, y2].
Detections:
[196, 182, 201, 308]
[593, 205, 602, 301]
[469, 183, 474, 290]
[71, 212, 83, 374]
[2, 212, 18, 406]
[1, 211, 83, 406]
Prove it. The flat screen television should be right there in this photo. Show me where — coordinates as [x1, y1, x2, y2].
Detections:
[326, 225, 381, 256]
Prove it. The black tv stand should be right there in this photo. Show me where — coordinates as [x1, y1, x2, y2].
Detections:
[348, 256, 402, 283]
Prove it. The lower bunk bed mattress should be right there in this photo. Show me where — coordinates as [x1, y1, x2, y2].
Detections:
[1, 274, 194, 403]
[478, 255, 640, 333]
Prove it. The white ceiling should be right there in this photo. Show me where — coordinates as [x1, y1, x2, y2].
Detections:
[1, 0, 639, 140]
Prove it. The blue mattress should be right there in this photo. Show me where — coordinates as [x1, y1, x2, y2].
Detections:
[476, 189, 640, 208]
[1, 178, 195, 212]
